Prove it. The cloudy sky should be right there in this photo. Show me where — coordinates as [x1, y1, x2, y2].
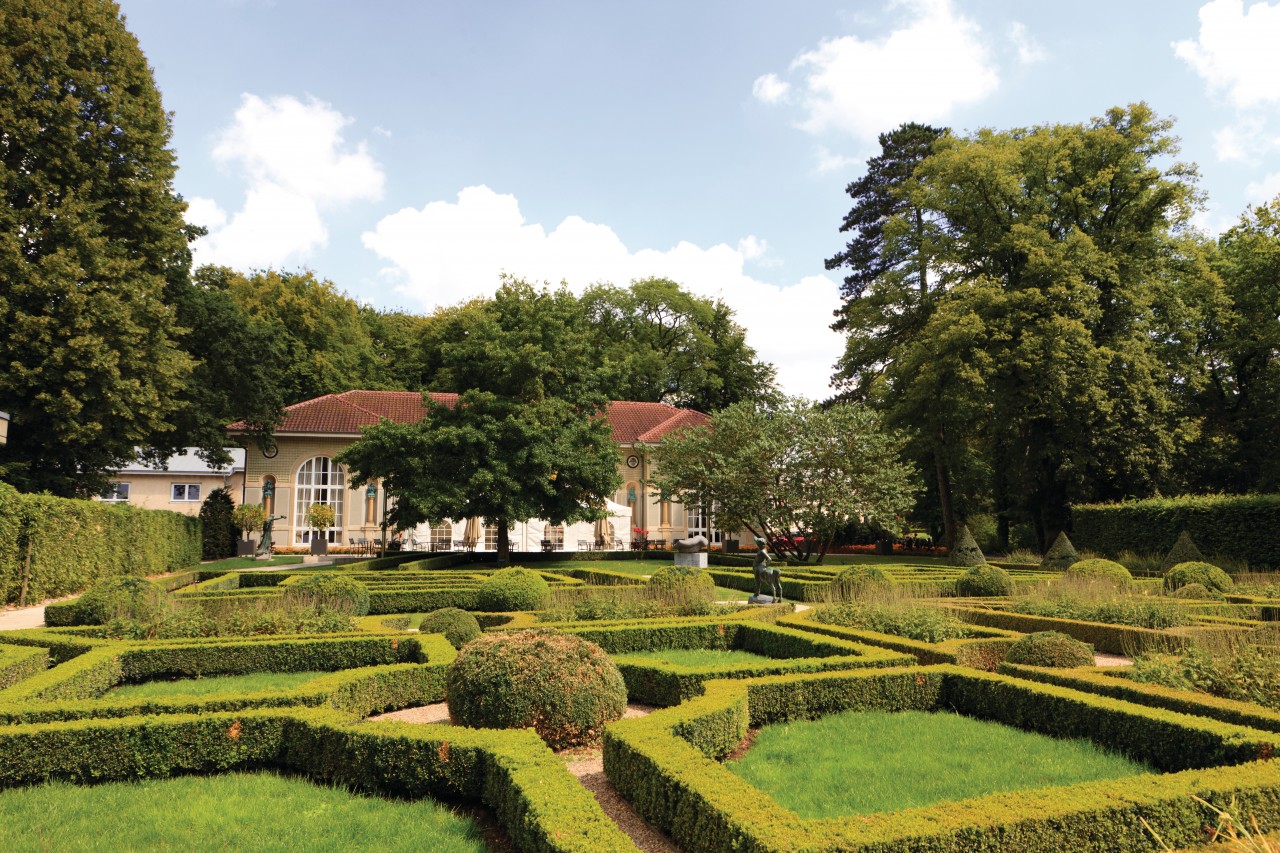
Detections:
[118, 0, 1280, 400]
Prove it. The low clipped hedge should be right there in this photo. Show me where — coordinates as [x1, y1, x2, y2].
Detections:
[603, 665, 1280, 852]
[0, 707, 636, 853]
[0, 644, 47, 690]
[777, 610, 1019, 672]
[1003, 631, 1095, 668]
[1164, 561, 1234, 594]
[420, 607, 482, 649]
[944, 605, 1188, 655]
[648, 565, 715, 598]
[281, 575, 371, 616]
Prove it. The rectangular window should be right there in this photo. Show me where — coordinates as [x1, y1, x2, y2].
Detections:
[171, 484, 201, 502]
[101, 483, 130, 502]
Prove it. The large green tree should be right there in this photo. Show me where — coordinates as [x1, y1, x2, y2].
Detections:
[336, 279, 622, 562]
[649, 398, 917, 562]
[0, 0, 193, 496]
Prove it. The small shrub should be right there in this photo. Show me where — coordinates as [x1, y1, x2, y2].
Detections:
[421, 607, 482, 649]
[948, 525, 986, 567]
[75, 576, 165, 626]
[955, 565, 1013, 597]
[1064, 558, 1132, 585]
[1160, 530, 1205, 573]
[446, 630, 626, 749]
[1163, 561, 1233, 594]
[1167, 582, 1223, 601]
[830, 565, 893, 599]
[1009, 596, 1189, 629]
[1001, 549, 1041, 565]
[476, 568, 551, 611]
[1040, 531, 1079, 572]
[1003, 631, 1095, 668]
[282, 574, 370, 616]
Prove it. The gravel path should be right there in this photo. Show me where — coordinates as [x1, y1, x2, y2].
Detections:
[366, 702, 678, 852]
[1094, 653, 1133, 667]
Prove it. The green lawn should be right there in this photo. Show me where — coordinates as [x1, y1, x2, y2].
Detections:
[196, 555, 303, 570]
[621, 648, 776, 667]
[527, 558, 673, 576]
[0, 772, 487, 853]
[727, 709, 1151, 818]
[108, 670, 329, 699]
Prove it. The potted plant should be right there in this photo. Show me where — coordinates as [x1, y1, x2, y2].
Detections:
[305, 502, 336, 556]
[231, 503, 266, 557]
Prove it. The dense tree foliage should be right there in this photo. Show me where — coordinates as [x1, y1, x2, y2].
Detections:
[832, 105, 1221, 549]
[0, 0, 194, 496]
[649, 398, 917, 562]
[336, 279, 622, 562]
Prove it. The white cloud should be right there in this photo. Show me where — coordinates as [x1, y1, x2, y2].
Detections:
[1174, 0, 1280, 109]
[751, 72, 791, 104]
[814, 146, 862, 174]
[757, 0, 999, 142]
[1007, 22, 1046, 65]
[190, 94, 385, 269]
[1246, 170, 1280, 203]
[363, 186, 844, 400]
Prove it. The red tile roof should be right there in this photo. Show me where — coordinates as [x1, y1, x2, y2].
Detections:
[227, 391, 709, 443]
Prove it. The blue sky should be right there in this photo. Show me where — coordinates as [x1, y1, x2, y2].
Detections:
[117, 0, 1280, 399]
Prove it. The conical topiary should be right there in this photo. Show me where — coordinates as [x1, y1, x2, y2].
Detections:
[1041, 531, 1080, 572]
[948, 524, 986, 567]
[1160, 531, 1205, 573]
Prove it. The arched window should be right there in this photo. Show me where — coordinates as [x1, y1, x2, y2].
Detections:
[294, 457, 346, 544]
[431, 522, 452, 551]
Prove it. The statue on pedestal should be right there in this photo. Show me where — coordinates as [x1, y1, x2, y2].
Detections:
[752, 536, 783, 602]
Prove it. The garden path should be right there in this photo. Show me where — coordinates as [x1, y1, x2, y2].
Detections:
[0, 603, 47, 631]
[367, 702, 678, 852]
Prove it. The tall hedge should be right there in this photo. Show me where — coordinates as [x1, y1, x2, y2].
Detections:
[1071, 493, 1280, 568]
[0, 481, 200, 605]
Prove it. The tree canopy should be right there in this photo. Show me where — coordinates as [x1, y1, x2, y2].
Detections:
[649, 398, 917, 562]
[0, 0, 194, 496]
[335, 279, 622, 562]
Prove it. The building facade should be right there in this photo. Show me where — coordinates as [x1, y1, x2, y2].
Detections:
[98, 448, 246, 516]
[227, 391, 719, 551]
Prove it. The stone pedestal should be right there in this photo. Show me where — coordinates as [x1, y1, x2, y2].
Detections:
[674, 551, 708, 569]
[302, 554, 323, 564]
[748, 593, 775, 604]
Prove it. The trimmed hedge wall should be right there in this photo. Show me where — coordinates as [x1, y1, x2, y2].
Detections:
[0, 708, 637, 853]
[1072, 493, 1280, 568]
[0, 644, 47, 690]
[945, 605, 1187, 655]
[603, 666, 1280, 852]
[0, 481, 201, 605]
[777, 610, 1019, 671]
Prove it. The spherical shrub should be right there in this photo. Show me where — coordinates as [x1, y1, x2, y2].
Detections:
[1065, 558, 1132, 585]
[1004, 631, 1095, 668]
[476, 568, 551, 611]
[75, 576, 164, 625]
[421, 607, 482, 649]
[831, 565, 892, 599]
[446, 630, 626, 749]
[1167, 582, 1223, 601]
[955, 565, 1013, 597]
[1163, 561, 1233, 594]
[282, 574, 370, 616]
[648, 566, 715, 602]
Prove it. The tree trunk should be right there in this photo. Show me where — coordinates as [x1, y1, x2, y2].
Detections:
[934, 452, 956, 550]
[496, 517, 510, 565]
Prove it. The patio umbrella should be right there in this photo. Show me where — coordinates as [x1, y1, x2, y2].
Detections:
[462, 516, 482, 549]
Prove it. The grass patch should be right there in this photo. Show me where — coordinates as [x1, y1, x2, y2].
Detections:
[621, 648, 775, 667]
[715, 586, 751, 602]
[196, 556, 304, 570]
[107, 670, 330, 699]
[726, 709, 1151, 818]
[0, 771, 487, 853]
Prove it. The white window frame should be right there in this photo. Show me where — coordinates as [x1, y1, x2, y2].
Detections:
[171, 483, 201, 502]
[294, 457, 346, 544]
[545, 524, 564, 550]
[102, 482, 130, 503]
[430, 522, 452, 550]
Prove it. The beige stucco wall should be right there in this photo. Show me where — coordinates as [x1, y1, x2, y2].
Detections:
[98, 471, 244, 516]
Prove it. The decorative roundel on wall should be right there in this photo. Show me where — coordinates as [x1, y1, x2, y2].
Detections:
[626, 455, 640, 469]
[262, 442, 278, 459]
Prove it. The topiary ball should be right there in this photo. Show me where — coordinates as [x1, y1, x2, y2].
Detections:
[75, 576, 165, 626]
[1167, 582, 1223, 601]
[1064, 558, 1133, 586]
[831, 565, 893, 599]
[1003, 631, 1095, 668]
[282, 574, 370, 615]
[446, 629, 626, 749]
[648, 566, 715, 603]
[955, 565, 1013, 597]
[421, 607, 482, 649]
[1163, 561, 1233, 594]
[477, 568, 551, 611]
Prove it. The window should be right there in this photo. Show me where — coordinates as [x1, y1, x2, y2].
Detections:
[431, 522, 452, 550]
[687, 503, 723, 543]
[484, 524, 499, 551]
[294, 457, 346, 544]
[101, 483, 130, 502]
[171, 484, 201, 502]
[545, 524, 564, 550]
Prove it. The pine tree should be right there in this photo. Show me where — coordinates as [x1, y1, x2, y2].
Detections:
[0, 0, 193, 496]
